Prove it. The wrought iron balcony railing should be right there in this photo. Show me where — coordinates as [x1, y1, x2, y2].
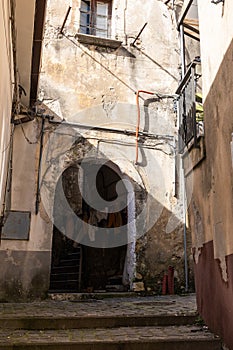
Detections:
[176, 62, 203, 153]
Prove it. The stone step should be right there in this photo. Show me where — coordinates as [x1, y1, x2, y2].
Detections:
[48, 291, 137, 300]
[0, 313, 199, 330]
[0, 326, 221, 349]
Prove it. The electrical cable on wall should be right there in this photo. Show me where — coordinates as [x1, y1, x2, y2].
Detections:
[14, 116, 42, 144]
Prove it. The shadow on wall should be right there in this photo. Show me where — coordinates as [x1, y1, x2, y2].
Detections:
[0, 121, 194, 301]
[41, 126, 194, 296]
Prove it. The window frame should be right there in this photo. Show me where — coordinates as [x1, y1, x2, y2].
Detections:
[80, 0, 112, 38]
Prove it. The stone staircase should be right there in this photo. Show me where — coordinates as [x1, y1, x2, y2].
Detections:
[0, 295, 222, 349]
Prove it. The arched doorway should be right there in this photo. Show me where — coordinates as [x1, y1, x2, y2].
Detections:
[49, 161, 129, 292]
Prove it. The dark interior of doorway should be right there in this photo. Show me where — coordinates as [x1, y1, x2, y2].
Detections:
[50, 163, 128, 293]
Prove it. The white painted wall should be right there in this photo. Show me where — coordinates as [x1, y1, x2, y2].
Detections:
[15, 0, 36, 106]
[0, 0, 14, 217]
[197, 0, 233, 99]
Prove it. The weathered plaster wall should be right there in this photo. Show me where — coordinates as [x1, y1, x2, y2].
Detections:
[0, 0, 195, 299]
[39, 0, 179, 120]
[187, 38, 233, 348]
[1, 120, 53, 253]
[40, 121, 192, 293]
[0, 0, 14, 216]
[0, 120, 53, 300]
[0, 250, 50, 301]
[36, 0, 193, 293]
[39, 0, 180, 209]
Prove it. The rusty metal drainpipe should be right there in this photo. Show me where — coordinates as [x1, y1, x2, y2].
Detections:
[135, 90, 155, 164]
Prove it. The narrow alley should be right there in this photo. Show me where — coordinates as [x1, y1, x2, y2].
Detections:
[0, 0, 233, 349]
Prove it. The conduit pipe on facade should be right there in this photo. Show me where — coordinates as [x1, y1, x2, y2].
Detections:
[135, 90, 155, 164]
[124, 0, 128, 45]
[179, 24, 189, 292]
[47, 118, 174, 140]
[180, 24, 186, 78]
[135, 91, 178, 164]
[35, 116, 46, 215]
[182, 168, 189, 292]
[29, 0, 47, 106]
[10, 0, 19, 117]
[177, 0, 193, 30]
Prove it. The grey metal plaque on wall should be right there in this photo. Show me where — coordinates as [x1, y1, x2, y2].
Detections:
[2, 211, 31, 240]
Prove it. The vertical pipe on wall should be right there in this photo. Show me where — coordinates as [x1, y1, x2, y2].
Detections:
[35, 116, 45, 214]
[124, 0, 128, 45]
[10, 0, 19, 116]
[180, 23, 189, 291]
[135, 90, 155, 164]
[180, 24, 186, 78]
[182, 167, 189, 292]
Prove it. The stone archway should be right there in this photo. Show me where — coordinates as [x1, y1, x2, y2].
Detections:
[49, 160, 132, 292]
[40, 132, 148, 293]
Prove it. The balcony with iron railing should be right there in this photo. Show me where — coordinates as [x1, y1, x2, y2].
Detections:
[176, 62, 203, 153]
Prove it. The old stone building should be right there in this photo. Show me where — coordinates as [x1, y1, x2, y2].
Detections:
[0, 0, 194, 300]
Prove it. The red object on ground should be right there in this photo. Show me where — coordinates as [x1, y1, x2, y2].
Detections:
[168, 266, 174, 294]
[162, 274, 168, 295]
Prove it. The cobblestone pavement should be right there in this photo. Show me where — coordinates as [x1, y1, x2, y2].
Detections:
[0, 294, 222, 349]
[0, 325, 218, 345]
[0, 294, 197, 318]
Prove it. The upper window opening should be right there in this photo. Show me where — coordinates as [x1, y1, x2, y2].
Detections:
[80, 0, 112, 38]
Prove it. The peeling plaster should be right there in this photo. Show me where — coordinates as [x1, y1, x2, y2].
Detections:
[101, 87, 118, 119]
[214, 222, 228, 282]
[218, 257, 228, 283]
[192, 201, 204, 264]
[5, 250, 19, 266]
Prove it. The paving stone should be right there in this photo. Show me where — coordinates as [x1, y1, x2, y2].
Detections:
[0, 326, 221, 349]
[0, 294, 222, 350]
